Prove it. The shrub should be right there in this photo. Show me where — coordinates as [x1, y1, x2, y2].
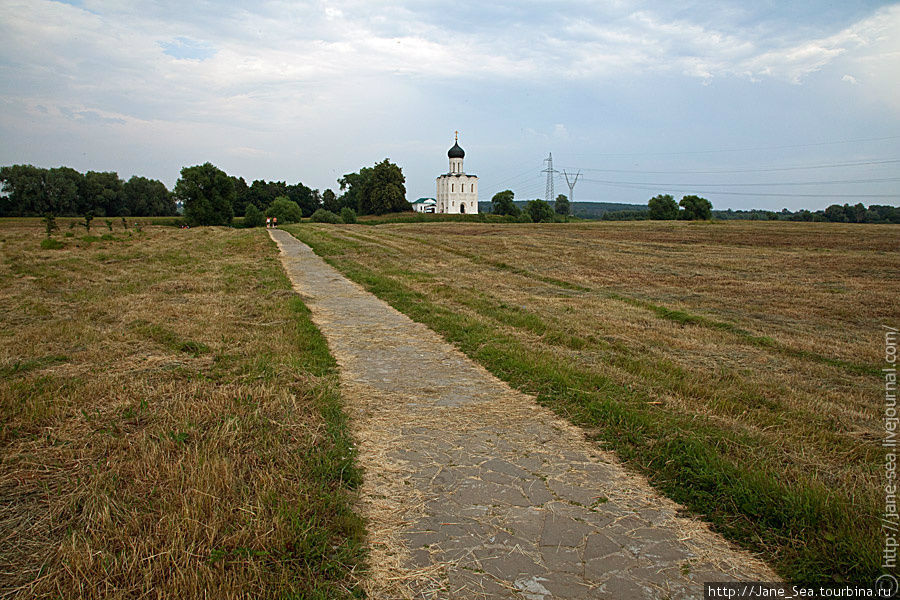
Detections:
[42, 213, 58, 238]
[311, 209, 342, 224]
[243, 203, 266, 228]
[266, 197, 303, 224]
[518, 212, 533, 223]
[105, 219, 113, 231]
[340, 207, 357, 224]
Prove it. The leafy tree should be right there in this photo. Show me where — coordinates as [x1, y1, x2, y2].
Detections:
[176, 162, 235, 226]
[824, 204, 847, 222]
[526, 199, 555, 223]
[340, 206, 357, 224]
[266, 196, 303, 223]
[678, 195, 712, 220]
[491, 190, 519, 216]
[42, 213, 59, 237]
[554, 194, 570, 216]
[243, 203, 266, 228]
[337, 168, 372, 213]
[286, 182, 321, 217]
[357, 159, 408, 215]
[46, 167, 83, 215]
[230, 176, 250, 216]
[81, 171, 124, 216]
[0, 164, 47, 216]
[123, 176, 173, 216]
[648, 194, 678, 220]
[322, 189, 340, 213]
[310, 208, 341, 223]
[83, 211, 94, 232]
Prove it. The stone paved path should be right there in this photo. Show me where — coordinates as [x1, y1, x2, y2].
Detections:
[270, 229, 776, 599]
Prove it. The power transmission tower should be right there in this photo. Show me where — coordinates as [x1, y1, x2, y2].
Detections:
[563, 169, 581, 203]
[541, 153, 558, 203]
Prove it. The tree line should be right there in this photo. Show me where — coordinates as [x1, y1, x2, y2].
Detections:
[181, 158, 409, 226]
[1, 158, 411, 225]
[0, 165, 175, 217]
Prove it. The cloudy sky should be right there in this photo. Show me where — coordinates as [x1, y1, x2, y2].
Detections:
[1, 0, 899, 210]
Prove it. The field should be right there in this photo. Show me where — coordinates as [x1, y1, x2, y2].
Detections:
[284, 219, 898, 583]
[0, 220, 363, 598]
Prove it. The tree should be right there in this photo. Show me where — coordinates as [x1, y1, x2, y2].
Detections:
[648, 194, 678, 220]
[81, 171, 124, 216]
[231, 176, 250, 216]
[322, 189, 340, 213]
[555, 194, 570, 216]
[0, 164, 47, 216]
[678, 195, 712, 220]
[358, 159, 408, 215]
[45, 167, 82, 215]
[286, 182, 321, 217]
[176, 162, 235, 226]
[526, 199, 555, 223]
[266, 196, 303, 223]
[824, 204, 847, 222]
[243, 203, 266, 227]
[123, 176, 173, 216]
[491, 190, 519, 216]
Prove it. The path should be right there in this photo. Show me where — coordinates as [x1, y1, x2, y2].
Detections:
[269, 229, 776, 599]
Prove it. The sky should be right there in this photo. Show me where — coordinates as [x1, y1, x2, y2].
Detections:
[1, 0, 899, 211]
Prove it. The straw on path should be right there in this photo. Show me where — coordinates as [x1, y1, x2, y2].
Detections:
[269, 229, 776, 599]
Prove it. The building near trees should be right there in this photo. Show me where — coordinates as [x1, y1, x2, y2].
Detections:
[435, 132, 478, 214]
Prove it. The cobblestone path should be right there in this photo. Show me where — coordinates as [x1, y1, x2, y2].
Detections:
[270, 229, 776, 599]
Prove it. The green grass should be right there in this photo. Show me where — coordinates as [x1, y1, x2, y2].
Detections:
[286, 223, 884, 585]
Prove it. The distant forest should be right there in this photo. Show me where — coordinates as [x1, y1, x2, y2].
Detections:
[480, 199, 900, 223]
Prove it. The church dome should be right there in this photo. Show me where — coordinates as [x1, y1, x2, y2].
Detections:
[448, 141, 465, 159]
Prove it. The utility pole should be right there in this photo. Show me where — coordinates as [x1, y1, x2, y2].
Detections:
[541, 153, 558, 203]
[563, 169, 581, 204]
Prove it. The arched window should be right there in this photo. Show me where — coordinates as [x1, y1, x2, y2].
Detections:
[451, 184, 454, 192]
[471, 184, 474, 192]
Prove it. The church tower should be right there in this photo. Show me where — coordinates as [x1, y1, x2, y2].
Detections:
[436, 132, 478, 214]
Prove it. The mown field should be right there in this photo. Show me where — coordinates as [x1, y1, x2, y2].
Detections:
[284, 219, 898, 583]
[0, 220, 364, 598]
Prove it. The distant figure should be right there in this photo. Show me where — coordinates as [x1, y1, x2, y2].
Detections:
[273, 217, 278, 228]
[266, 217, 271, 229]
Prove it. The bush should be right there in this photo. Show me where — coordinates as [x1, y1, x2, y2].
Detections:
[340, 207, 357, 224]
[243, 203, 266, 228]
[517, 212, 533, 223]
[311, 208, 342, 224]
[266, 196, 303, 224]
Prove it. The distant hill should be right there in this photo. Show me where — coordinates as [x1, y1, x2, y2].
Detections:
[478, 200, 647, 220]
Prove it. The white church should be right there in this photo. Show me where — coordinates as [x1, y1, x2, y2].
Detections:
[435, 133, 478, 214]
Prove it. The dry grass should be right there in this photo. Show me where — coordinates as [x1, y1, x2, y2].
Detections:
[285, 219, 898, 581]
[0, 220, 364, 598]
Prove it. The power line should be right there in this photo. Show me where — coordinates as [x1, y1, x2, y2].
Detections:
[579, 178, 900, 198]
[556, 158, 900, 176]
[567, 135, 900, 158]
[579, 176, 900, 188]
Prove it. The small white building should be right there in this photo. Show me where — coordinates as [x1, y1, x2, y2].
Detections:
[436, 133, 478, 214]
[411, 197, 436, 213]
